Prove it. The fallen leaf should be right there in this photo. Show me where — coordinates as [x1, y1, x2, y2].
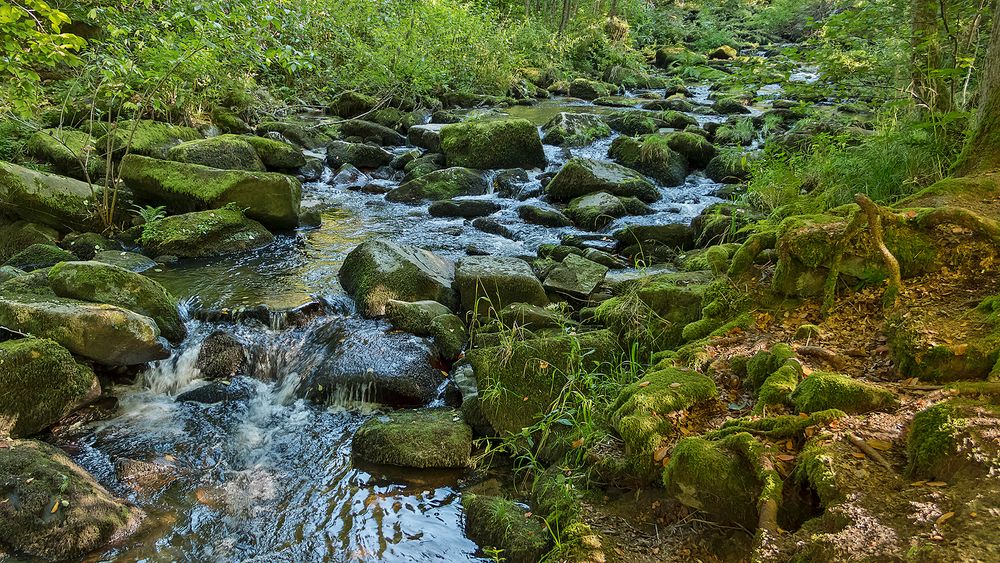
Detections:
[866, 439, 892, 451]
[776, 454, 796, 462]
[851, 452, 867, 459]
[164, 454, 177, 463]
[669, 382, 681, 388]
[50, 501, 59, 514]
[910, 480, 928, 487]
[638, 381, 651, 388]
[571, 438, 585, 449]
[935, 512, 955, 525]
[926, 481, 948, 487]
[653, 446, 670, 463]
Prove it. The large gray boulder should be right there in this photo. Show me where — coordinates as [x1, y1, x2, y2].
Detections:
[339, 239, 457, 315]
[0, 161, 103, 232]
[544, 158, 660, 203]
[455, 256, 548, 313]
[440, 119, 546, 170]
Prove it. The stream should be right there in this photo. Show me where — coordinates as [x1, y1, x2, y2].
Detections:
[60, 83, 759, 561]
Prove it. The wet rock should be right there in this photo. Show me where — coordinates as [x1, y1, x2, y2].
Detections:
[257, 121, 333, 150]
[0, 221, 58, 264]
[338, 119, 406, 146]
[325, 140, 393, 169]
[655, 110, 699, 130]
[654, 46, 707, 68]
[332, 164, 371, 189]
[407, 124, 444, 152]
[121, 154, 302, 230]
[608, 135, 687, 186]
[176, 377, 255, 404]
[568, 78, 611, 100]
[139, 207, 274, 258]
[298, 157, 325, 182]
[0, 161, 108, 232]
[471, 217, 516, 239]
[92, 250, 157, 272]
[339, 239, 458, 314]
[614, 223, 695, 252]
[462, 493, 549, 563]
[907, 398, 1000, 481]
[195, 330, 248, 379]
[664, 131, 717, 169]
[428, 199, 500, 218]
[386, 167, 486, 203]
[385, 299, 452, 335]
[390, 149, 421, 170]
[429, 313, 467, 360]
[542, 254, 609, 299]
[790, 372, 898, 414]
[545, 158, 659, 203]
[641, 98, 694, 112]
[713, 97, 751, 115]
[113, 458, 179, 500]
[97, 119, 202, 159]
[541, 112, 611, 147]
[353, 408, 472, 469]
[0, 337, 100, 437]
[26, 128, 104, 181]
[455, 255, 548, 313]
[708, 45, 738, 60]
[517, 204, 572, 228]
[706, 153, 750, 183]
[440, 118, 545, 170]
[491, 168, 531, 198]
[211, 106, 252, 134]
[0, 440, 143, 560]
[0, 266, 23, 283]
[498, 302, 575, 331]
[61, 232, 115, 260]
[4, 243, 74, 271]
[327, 92, 378, 118]
[167, 135, 266, 171]
[565, 191, 652, 231]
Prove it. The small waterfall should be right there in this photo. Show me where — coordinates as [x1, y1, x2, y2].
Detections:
[325, 381, 377, 411]
[143, 338, 204, 395]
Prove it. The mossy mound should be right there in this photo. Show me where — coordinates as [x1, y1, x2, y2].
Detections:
[48, 260, 185, 344]
[467, 330, 619, 435]
[611, 367, 718, 477]
[0, 337, 99, 437]
[455, 255, 548, 314]
[461, 493, 549, 563]
[384, 299, 453, 335]
[139, 206, 274, 258]
[706, 153, 751, 183]
[352, 408, 473, 468]
[4, 243, 74, 271]
[545, 157, 659, 203]
[790, 371, 898, 414]
[608, 135, 688, 186]
[0, 161, 106, 233]
[440, 118, 546, 170]
[338, 119, 407, 146]
[907, 398, 1000, 481]
[339, 239, 458, 314]
[121, 154, 302, 230]
[541, 112, 611, 147]
[97, 119, 201, 159]
[166, 135, 266, 171]
[386, 167, 487, 203]
[26, 128, 104, 181]
[757, 363, 803, 411]
[241, 135, 306, 170]
[327, 91, 378, 118]
[429, 313, 467, 360]
[605, 110, 666, 135]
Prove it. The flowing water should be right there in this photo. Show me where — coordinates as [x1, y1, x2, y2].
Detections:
[63, 89, 738, 561]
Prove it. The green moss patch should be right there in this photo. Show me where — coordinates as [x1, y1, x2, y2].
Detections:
[352, 408, 472, 469]
[790, 372, 897, 414]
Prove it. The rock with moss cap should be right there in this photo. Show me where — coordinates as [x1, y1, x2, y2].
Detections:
[0, 337, 100, 437]
[608, 135, 687, 186]
[166, 135, 266, 171]
[664, 131, 716, 169]
[325, 140, 394, 169]
[440, 118, 546, 170]
[907, 398, 1000, 481]
[327, 91, 378, 118]
[0, 221, 58, 263]
[384, 299, 453, 335]
[339, 239, 457, 315]
[140, 206, 274, 258]
[352, 408, 472, 468]
[542, 254, 609, 298]
[455, 255, 548, 313]
[97, 119, 202, 159]
[429, 313, 467, 360]
[386, 167, 486, 203]
[461, 493, 549, 563]
[706, 153, 750, 183]
[541, 112, 611, 147]
[257, 121, 334, 149]
[546, 158, 659, 203]
[27, 128, 104, 181]
[790, 371, 897, 414]
[121, 154, 302, 230]
[713, 98, 751, 115]
[48, 260, 186, 344]
[338, 119, 406, 146]
[4, 243, 75, 271]
[0, 161, 106, 232]
[565, 191, 652, 231]
[210, 106, 252, 134]
[0, 440, 144, 559]
[240, 135, 306, 170]
[568, 78, 611, 100]
[605, 111, 666, 135]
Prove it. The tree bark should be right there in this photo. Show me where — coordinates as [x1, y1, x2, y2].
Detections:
[911, 0, 952, 113]
[957, 3, 1000, 174]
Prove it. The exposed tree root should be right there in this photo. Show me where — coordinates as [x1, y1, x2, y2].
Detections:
[856, 194, 902, 309]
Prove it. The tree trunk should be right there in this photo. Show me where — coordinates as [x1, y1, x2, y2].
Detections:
[911, 0, 952, 113]
[957, 4, 1000, 174]
[559, 0, 571, 34]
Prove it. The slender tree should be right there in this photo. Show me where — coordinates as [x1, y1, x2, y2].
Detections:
[911, 0, 953, 113]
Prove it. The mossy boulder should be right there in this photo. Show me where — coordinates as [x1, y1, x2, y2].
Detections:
[517, 204, 572, 227]
[48, 260, 186, 344]
[4, 243, 74, 271]
[461, 493, 549, 563]
[790, 372, 897, 414]
[498, 302, 575, 331]
[257, 121, 333, 149]
[338, 119, 406, 146]
[428, 199, 501, 219]
[61, 231, 115, 260]
[210, 106, 252, 134]
[565, 191, 652, 231]
[541, 112, 611, 147]
[713, 98, 751, 115]
[907, 399, 1000, 481]
[440, 119, 546, 170]
[121, 154, 302, 230]
[756, 363, 803, 411]
[469, 331, 618, 435]
[93, 250, 156, 272]
[541, 254, 609, 298]
[386, 167, 487, 203]
[97, 119, 201, 159]
[27, 128, 104, 181]
[545, 158, 659, 203]
[407, 124, 443, 152]
[455, 255, 548, 314]
[568, 78, 611, 100]
[743, 343, 796, 391]
[608, 135, 688, 186]
[611, 367, 718, 476]
[326, 141, 393, 171]
[606, 111, 665, 135]
[654, 46, 708, 68]
[385, 299, 453, 335]
[166, 134, 265, 171]
[0, 440, 143, 560]
[0, 161, 104, 232]
[706, 153, 751, 183]
[0, 337, 100, 437]
[708, 45, 739, 59]
[430, 313, 467, 360]
[0, 221, 58, 263]
[614, 223, 695, 252]
[241, 135, 306, 170]
[139, 207, 274, 258]
[339, 239, 458, 314]
[664, 131, 716, 169]
[352, 408, 472, 468]
[327, 91, 378, 118]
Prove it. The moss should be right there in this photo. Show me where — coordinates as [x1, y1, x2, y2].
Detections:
[707, 409, 846, 440]
[327, 91, 378, 118]
[166, 135, 266, 171]
[48, 260, 185, 344]
[606, 111, 663, 135]
[26, 128, 104, 181]
[0, 161, 105, 233]
[907, 398, 1000, 481]
[139, 206, 274, 258]
[4, 243, 75, 271]
[439, 118, 546, 170]
[756, 363, 803, 411]
[0, 221, 58, 263]
[568, 78, 611, 100]
[241, 135, 306, 170]
[210, 106, 252, 134]
[0, 337, 99, 437]
[455, 255, 548, 314]
[461, 493, 549, 563]
[655, 111, 699, 130]
[608, 135, 687, 186]
[429, 313, 467, 360]
[664, 131, 716, 169]
[120, 154, 301, 229]
[541, 112, 612, 147]
[746, 343, 796, 390]
[790, 371, 897, 414]
[352, 408, 472, 468]
[386, 167, 486, 203]
[564, 191, 651, 230]
[97, 119, 201, 159]
[792, 440, 841, 506]
[339, 239, 458, 313]
[257, 120, 334, 149]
